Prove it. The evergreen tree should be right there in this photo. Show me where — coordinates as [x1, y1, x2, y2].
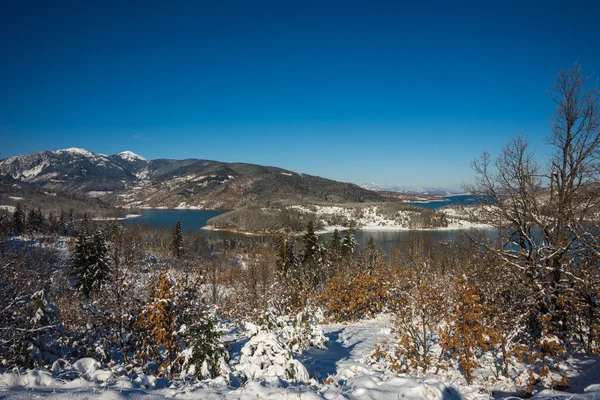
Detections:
[328, 229, 343, 273]
[302, 220, 326, 288]
[330, 228, 342, 253]
[47, 212, 57, 234]
[172, 220, 184, 258]
[66, 209, 76, 236]
[12, 202, 25, 234]
[26, 208, 46, 234]
[365, 235, 377, 274]
[275, 236, 289, 278]
[71, 230, 110, 298]
[341, 231, 356, 259]
[78, 213, 91, 237]
[186, 306, 227, 379]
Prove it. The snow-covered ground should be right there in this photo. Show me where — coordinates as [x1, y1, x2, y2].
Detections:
[3, 313, 597, 399]
[291, 204, 492, 232]
[91, 214, 142, 221]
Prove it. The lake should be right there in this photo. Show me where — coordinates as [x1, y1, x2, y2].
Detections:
[404, 194, 481, 209]
[122, 207, 496, 249]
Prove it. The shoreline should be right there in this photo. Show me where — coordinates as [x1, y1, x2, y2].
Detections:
[202, 222, 494, 236]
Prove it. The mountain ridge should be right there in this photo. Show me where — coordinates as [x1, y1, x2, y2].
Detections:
[0, 148, 386, 209]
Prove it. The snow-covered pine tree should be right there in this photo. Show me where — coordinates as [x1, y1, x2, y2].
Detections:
[185, 306, 228, 379]
[70, 230, 110, 298]
[341, 230, 356, 259]
[302, 220, 326, 288]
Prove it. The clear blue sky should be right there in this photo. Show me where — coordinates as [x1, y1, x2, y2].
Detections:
[1, 0, 599, 190]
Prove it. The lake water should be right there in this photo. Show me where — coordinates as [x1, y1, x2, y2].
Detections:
[404, 194, 481, 209]
[122, 206, 496, 249]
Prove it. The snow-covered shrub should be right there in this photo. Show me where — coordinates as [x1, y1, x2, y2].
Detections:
[257, 306, 328, 354]
[374, 267, 447, 375]
[279, 306, 328, 353]
[236, 331, 310, 382]
[1, 289, 64, 369]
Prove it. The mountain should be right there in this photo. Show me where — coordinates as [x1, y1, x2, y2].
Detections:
[0, 148, 385, 209]
[359, 182, 459, 196]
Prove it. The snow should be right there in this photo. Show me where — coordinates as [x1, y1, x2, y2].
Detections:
[86, 191, 113, 198]
[0, 205, 16, 212]
[1, 314, 599, 399]
[21, 162, 47, 179]
[9, 196, 23, 200]
[57, 148, 96, 157]
[292, 205, 492, 232]
[91, 214, 141, 221]
[116, 151, 147, 162]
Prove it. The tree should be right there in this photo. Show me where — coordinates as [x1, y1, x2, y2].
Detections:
[341, 231, 356, 259]
[439, 277, 497, 384]
[185, 306, 227, 379]
[364, 235, 377, 274]
[12, 202, 25, 234]
[70, 230, 110, 298]
[172, 220, 184, 258]
[469, 63, 600, 349]
[137, 273, 180, 377]
[328, 229, 343, 273]
[302, 220, 326, 288]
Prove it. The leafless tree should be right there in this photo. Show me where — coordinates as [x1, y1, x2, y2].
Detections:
[468, 63, 600, 345]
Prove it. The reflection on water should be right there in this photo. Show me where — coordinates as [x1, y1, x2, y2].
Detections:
[122, 209, 497, 251]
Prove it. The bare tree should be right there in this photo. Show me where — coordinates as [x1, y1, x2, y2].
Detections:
[468, 63, 600, 346]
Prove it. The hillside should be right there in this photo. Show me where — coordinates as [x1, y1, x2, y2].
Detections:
[0, 148, 386, 209]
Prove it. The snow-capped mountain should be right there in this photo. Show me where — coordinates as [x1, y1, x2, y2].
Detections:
[115, 150, 147, 162]
[0, 148, 137, 191]
[359, 182, 459, 196]
[0, 148, 385, 209]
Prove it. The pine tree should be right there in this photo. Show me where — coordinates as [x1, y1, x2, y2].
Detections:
[47, 212, 57, 234]
[71, 230, 110, 298]
[302, 220, 326, 288]
[66, 209, 76, 236]
[328, 229, 342, 272]
[172, 220, 184, 258]
[186, 306, 226, 379]
[341, 231, 356, 259]
[12, 202, 25, 234]
[364, 235, 377, 274]
[275, 235, 289, 278]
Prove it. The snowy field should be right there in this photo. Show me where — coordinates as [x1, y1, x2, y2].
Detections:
[2, 315, 598, 399]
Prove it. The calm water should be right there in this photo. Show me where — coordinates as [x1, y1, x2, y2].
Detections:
[122, 209, 226, 231]
[122, 207, 496, 249]
[404, 194, 481, 209]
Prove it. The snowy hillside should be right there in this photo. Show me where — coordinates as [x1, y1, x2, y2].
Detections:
[359, 182, 459, 196]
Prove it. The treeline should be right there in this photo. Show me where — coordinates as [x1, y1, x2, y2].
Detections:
[206, 205, 325, 233]
[0, 203, 79, 239]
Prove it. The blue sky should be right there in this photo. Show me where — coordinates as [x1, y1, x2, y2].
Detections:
[1, 0, 599, 190]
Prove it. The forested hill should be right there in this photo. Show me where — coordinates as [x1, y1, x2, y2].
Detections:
[0, 148, 385, 209]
